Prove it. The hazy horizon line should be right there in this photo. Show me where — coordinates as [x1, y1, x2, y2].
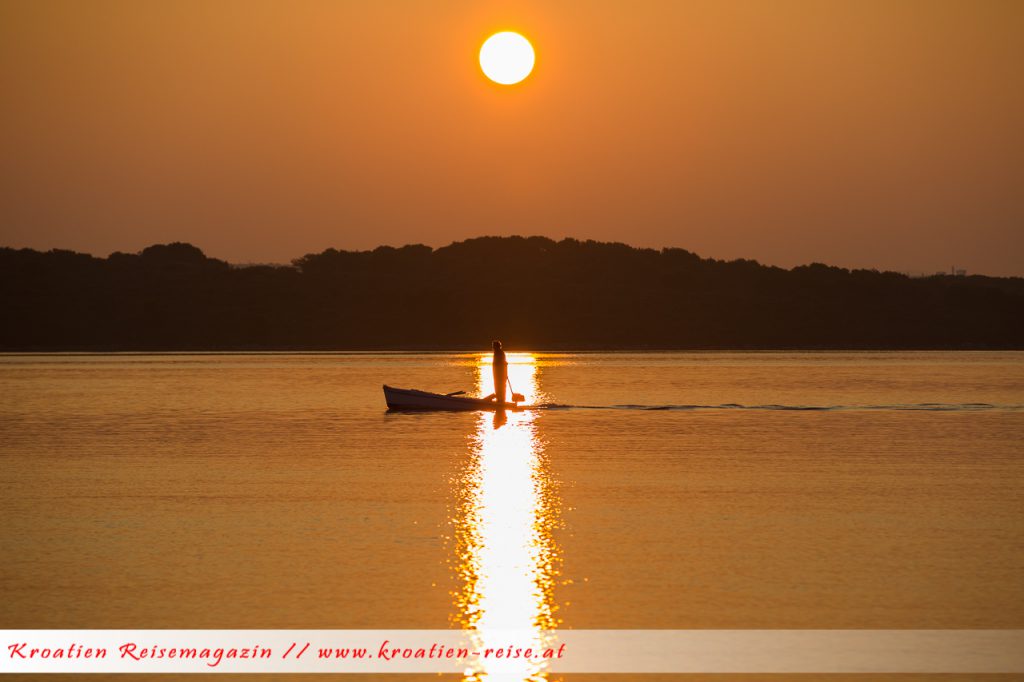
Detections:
[1, 235, 1013, 280]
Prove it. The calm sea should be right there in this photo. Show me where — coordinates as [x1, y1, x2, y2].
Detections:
[1, 352, 1022, 680]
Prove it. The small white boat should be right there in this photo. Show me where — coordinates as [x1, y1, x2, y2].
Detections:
[383, 385, 526, 412]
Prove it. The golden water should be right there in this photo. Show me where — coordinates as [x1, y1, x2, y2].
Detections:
[1, 351, 1022, 681]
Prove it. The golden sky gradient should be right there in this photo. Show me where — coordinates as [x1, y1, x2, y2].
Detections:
[1, 0, 1022, 274]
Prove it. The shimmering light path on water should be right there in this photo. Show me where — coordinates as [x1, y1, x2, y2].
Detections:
[452, 354, 560, 681]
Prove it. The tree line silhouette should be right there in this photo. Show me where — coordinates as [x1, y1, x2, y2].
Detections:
[2, 237, 1022, 350]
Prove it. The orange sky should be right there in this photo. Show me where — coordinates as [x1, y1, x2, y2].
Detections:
[1, 0, 1022, 275]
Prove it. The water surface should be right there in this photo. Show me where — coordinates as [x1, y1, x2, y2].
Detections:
[1, 352, 1022, 680]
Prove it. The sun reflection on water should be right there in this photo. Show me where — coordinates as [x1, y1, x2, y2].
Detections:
[452, 353, 561, 682]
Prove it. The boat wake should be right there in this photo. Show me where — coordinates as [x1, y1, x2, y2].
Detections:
[537, 402, 1022, 412]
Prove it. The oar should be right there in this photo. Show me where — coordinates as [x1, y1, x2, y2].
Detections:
[445, 390, 466, 397]
[506, 378, 525, 403]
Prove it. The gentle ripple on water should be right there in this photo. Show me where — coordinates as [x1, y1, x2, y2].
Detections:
[0, 351, 1022, 681]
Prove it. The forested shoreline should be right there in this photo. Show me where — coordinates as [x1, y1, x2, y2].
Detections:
[2, 237, 1022, 350]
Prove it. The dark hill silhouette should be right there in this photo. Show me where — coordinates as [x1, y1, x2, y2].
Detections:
[1, 237, 1022, 350]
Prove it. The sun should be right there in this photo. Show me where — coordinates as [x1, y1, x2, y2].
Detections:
[479, 32, 535, 85]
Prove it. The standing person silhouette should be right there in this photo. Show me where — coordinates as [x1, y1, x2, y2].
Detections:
[490, 340, 507, 405]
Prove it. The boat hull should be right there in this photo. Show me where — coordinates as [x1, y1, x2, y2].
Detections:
[383, 385, 523, 412]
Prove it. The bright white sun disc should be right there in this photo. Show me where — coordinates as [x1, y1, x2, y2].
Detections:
[479, 32, 535, 85]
